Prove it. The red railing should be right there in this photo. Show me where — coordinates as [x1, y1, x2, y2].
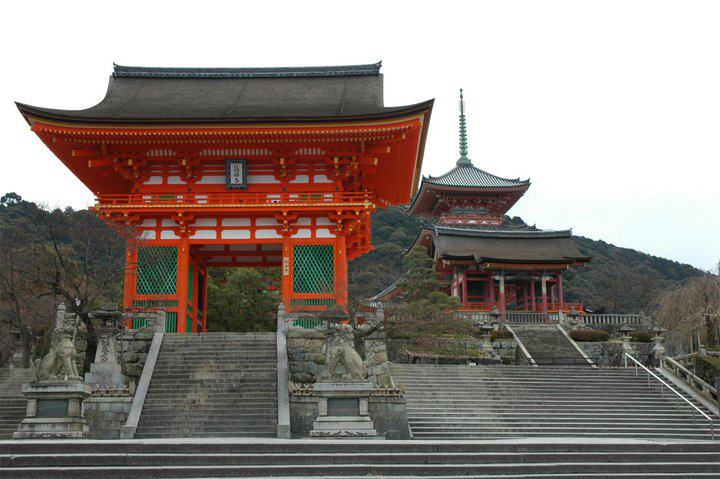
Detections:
[96, 191, 374, 209]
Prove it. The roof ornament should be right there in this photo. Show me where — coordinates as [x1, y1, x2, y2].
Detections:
[457, 89, 473, 167]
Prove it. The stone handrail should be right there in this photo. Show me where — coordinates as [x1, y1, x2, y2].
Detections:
[276, 304, 291, 438]
[624, 353, 714, 439]
[582, 314, 650, 327]
[120, 310, 166, 439]
[662, 356, 719, 405]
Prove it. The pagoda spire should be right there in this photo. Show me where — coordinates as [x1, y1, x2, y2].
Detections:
[457, 88, 472, 166]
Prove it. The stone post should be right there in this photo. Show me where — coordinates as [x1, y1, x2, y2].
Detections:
[276, 303, 291, 438]
[84, 309, 125, 392]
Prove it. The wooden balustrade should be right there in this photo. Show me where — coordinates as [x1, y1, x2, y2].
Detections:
[95, 191, 374, 211]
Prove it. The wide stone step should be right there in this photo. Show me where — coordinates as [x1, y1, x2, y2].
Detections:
[4, 451, 719, 467]
[141, 400, 278, 407]
[2, 461, 718, 478]
[135, 333, 279, 438]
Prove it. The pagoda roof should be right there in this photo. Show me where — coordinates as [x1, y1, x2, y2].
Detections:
[16, 62, 434, 125]
[409, 224, 590, 266]
[424, 164, 530, 189]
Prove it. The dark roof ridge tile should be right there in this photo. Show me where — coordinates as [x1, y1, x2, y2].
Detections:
[112, 62, 383, 79]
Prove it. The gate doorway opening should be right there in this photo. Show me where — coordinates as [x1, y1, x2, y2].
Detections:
[204, 267, 280, 333]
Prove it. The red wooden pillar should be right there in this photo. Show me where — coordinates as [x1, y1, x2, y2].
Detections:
[461, 272, 468, 306]
[558, 271, 564, 310]
[530, 277, 536, 312]
[334, 236, 348, 309]
[498, 274, 506, 320]
[123, 240, 138, 328]
[550, 275, 556, 306]
[541, 274, 549, 320]
[176, 237, 190, 334]
[489, 274, 496, 305]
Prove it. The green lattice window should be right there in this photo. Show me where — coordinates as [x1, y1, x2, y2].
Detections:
[166, 312, 178, 333]
[293, 245, 334, 293]
[132, 316, 151, 329]
[136, 246, 178, 295]
[133, 299, 178, 309]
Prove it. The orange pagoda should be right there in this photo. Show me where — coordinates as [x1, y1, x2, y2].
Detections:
[17, 63, 433, 332]
[406, 90, 589, 319]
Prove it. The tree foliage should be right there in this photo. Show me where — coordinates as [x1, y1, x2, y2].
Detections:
[0, 194, 129, 368]
[653, 263, 720, 347]
[205, 268, 279, 332]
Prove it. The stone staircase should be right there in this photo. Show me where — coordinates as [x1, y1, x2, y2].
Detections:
[2, 438, 719, 478]
[392, 363, 719, 440]
[0, 368, 32, 439]
[135, 332, 278, 438]
[511, 323, 588, 365]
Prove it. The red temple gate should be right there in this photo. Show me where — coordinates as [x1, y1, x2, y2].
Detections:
[17, 63, 433, 332]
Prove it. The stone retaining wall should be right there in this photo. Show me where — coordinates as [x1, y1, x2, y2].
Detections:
[118, 327, 154, 382]
[575, 341, 655, 367]
[84, 396, 133, 439]
[388, 338, 523, 365]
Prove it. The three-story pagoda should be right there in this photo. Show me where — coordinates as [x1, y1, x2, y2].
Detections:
[407, 90, 589, 318]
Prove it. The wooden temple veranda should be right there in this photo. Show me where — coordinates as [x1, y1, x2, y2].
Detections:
[403, 90, 591, 320]
[16, 63, 433, 333]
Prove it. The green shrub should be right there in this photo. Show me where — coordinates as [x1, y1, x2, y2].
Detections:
[695, 356, 720, 385]
[490, 329, 513, 341]
[629, 331, 653, 342]
[569, 328, 610, 342]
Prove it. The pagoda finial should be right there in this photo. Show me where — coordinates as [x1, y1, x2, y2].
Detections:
[457, 88, 472, 166]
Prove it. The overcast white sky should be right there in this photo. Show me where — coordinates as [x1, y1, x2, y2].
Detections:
[1, 1, 718, 270]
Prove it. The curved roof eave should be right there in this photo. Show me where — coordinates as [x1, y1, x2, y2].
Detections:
[424, 164, 531, 188]
[15, 99, 435, 127]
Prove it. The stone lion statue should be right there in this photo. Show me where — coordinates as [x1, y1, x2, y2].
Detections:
[35, 304, 82, 382]
[319, 322, 368, 382]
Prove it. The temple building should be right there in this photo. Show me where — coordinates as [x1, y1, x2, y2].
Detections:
[16, 62, 433, 332]
[406, 90, 590, 318]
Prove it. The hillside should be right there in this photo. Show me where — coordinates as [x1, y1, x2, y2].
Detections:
[0, 196, 704, 318]
[348, 206, 704, 313]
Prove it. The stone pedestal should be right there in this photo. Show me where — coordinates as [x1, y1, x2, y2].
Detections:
[85, 334, 124, 391]
[14, 380, 92, 439]
[85, 309, 125, 392]
[310, 382, 378, 438]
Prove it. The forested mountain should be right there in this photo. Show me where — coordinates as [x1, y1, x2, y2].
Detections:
[0, 193, 705, 342]
[348, 206, 704, 313]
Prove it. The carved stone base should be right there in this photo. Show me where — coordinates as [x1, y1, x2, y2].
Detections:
[310, 382, 378, 438]
[14, 380, 91, 439]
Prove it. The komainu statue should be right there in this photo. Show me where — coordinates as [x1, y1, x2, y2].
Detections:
[319, 322, 368, 382]
[35, 304, 82, 382]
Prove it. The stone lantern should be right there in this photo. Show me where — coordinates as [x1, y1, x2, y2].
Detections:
[619, 324, 635, 357]
[651, 326, 666, 361]
[568, 308, 581, 330]
[480, 322, 500, 362]
[489, 306, 500, 324]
